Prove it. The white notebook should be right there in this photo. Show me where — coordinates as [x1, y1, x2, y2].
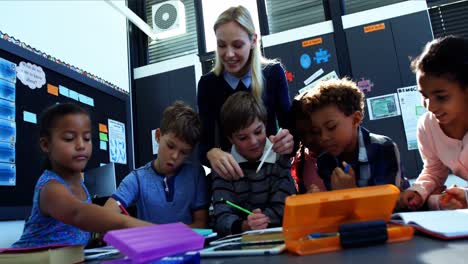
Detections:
[390, 209, 468, 239]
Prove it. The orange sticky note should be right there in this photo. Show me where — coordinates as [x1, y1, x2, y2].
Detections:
[47, 84, 59, 96]
[302, 37, 323, 47]
[99, 123, 108, 133]
[364, 23, 385, 33]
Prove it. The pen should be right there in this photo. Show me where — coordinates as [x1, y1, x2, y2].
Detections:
[116, 200, 129, 216]
[343, 163, 351, 174]
[222, 198, 253, 215]
[256, 128, 283, 173]
[308, 232, 339, 239]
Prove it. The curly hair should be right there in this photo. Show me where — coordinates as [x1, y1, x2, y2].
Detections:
[411, 36, 468, 88]
[301, 78, 365, 117]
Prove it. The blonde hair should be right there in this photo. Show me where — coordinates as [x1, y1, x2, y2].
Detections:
[212, 5, 276, 101]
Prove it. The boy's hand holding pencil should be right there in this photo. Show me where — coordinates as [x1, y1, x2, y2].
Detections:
[221, 198, 270, 231]
[247, 209, 270, 230]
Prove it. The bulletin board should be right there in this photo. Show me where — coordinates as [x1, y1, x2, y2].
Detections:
[263, 32, 340, 99]
[0, 37, 133, 220]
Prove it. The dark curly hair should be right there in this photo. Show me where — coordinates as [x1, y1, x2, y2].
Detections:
[411, 36, 468, 88]
[301, 78, 365, 117]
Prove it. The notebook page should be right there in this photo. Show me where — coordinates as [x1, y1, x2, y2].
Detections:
[391, 209, 468, 237]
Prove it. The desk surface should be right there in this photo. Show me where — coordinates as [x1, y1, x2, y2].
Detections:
[200, 235, 468, 264]
[87, 235, 468, 264]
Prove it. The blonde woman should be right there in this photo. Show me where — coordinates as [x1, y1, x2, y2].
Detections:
[197, 5, 293, 180]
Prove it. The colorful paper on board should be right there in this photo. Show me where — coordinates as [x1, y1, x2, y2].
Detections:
[47, 84, 59, 96]
[99, 123, 108, 133]
[23, 111, 37, 124]
[100, 140, 107, 151]
[99, 132, 108, 142]
[0, 57, 17, 84]
[0, 99, 15, 121]
[59, 85, 70, 97]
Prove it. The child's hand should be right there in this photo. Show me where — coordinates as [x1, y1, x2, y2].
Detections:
[399, 190, 424, 210]
[270, 129, 294, 155]
[247, 209, 270, 230]
[441, 186, 468, 210]
[307, 184, 322, 193]
[331, 162, 356, 190]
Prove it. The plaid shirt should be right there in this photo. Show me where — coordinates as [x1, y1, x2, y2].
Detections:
[317, 126, 409, 190]
[212, 141, 296, 235]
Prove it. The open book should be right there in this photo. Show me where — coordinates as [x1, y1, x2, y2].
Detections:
[0, 245, 84, 264]
[390, 209, 468, 239]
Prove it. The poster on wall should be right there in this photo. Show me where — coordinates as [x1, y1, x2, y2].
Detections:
[0, 57, 16, 83]
[16, 61, 46, 89]
[152, 129, 159, 155]
[0, 57, 16, 186]
[367, 93, 401, 120]
[397, 85, 427, 150]
[299, 71, 339, 94]
[108, 119, 127, 165]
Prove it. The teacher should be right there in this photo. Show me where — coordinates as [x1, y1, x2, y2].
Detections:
[197, 5, 293, 180]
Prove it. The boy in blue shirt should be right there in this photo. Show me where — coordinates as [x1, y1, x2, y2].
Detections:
[105, 101, 208, 227]
[298, 78, 409, 191]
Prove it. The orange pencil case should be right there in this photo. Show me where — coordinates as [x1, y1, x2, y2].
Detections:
[282, 185, 414, 255]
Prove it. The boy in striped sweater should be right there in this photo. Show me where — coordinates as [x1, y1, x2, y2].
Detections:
[212, 91, 296, 236]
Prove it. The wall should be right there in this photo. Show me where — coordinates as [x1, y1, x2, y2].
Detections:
[132, 54, 202, 167]
[0, 0, 130, 92]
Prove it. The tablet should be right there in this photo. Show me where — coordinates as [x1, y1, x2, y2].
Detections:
[209, 227, 283, 246]
[209, 233, 243, 246]
[199, 241, 285, 257]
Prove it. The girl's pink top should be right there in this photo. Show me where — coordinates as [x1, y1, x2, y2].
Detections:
[411, 112, 468, 201]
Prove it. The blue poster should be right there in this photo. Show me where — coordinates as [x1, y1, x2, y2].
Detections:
[0, 57, 16, 84]
[0, 141, 15, 163]
[0, 99, 15, 121]
[0, 78, 15, 102]
[0, 119, 16, 142]
[0, 162, 15, 186]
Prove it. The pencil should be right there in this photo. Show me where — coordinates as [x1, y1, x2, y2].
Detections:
[256, 128, 283, 173]
[440, 193, 453, 206]
[222, 198, 253, 215]
[116, 200, 130, 216]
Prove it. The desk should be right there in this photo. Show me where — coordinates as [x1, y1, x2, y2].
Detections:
[201, 236, 468, 264]
[88, 235, 468, 264]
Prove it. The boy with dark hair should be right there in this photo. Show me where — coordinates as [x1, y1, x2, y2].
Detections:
[105, 101, 208, 227]
[212, 92, 296, 236]
[299, 78, 409, 191]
